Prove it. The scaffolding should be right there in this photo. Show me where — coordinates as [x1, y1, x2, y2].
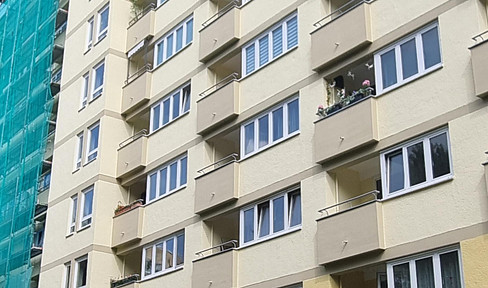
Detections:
[0, 0, 57, 286]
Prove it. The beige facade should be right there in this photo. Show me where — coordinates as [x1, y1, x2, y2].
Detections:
[39, 0, 488, 287]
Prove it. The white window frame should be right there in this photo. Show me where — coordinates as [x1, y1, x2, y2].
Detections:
[86, 17, 94, 51]
[150, 82, 191, 133]
[68, 195, 78, 235]
[240, 97, 300, 159]
[141, 232, 185, 280]
[386, 247, 464, 288]
[380, 128, 453, 199]
[79, 186, 94, 229]
[153, 16, 193, 67]
[96, 4, 109, 42]
[91, 61, 105, 100]
[146, 154, 187, 204]
[63, 262, 71, 288]
[74, 255, 88, 288]
[374, 22, 442, 95]
[85, 122, 99, 163]
[239, 187, 301, 247]
[81, 73, 89, 109]
[241, 12, 298, 77]
[74, 132, 84, 170]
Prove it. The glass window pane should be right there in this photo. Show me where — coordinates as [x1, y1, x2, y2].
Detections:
[381, 49, 397, 89]
[172, 92, 180, 119]
[149, 173, 157, 200]
[186, 19, 193, 44]
[258, 115, 269, 148]
[258, 202, 270, 237]
[245, 44, 255, 74]
[157, 42, 164, 65]
[416, 257, 435, 288]
[272, 27, 283, 58]
[407, 142, 426, 186]
[440, 251, 462, 288]
[180, 157, 187, 186]
[287, 99, 299, 134]
[393, 263, 411, 288]
[71, 197, 77, 224]
[176, 27, 183, 51]
[422, 26, 441, 69]
[243, 208, 254, 243]
[83, 190, 93, 217]
[430, 133, 450, 178]
[166, 34, 174, 59]
[401, 38, 418, 79]
[159, 168, 167, 196]
[94, 63, 104, 90]
[176, 234, 184, 265]
[244, 123, 255, 155]
[182, 85, 191, 112]
[100, 8, 109, 32]
[169, 162, 177, 190]
[165, 238, 174, 269]
[259, 36, 269, 66]
[155, 243, 163, 273]
[152, 105, 160, 131]
[289, 192, 301, 227]
[163, 99, 170, 125]
[387, 150, 405, 193]
[286, 16, 298, 49]
[77, 259, 87, 287]
[89, 126, 99, 151]
[273, 196, 284, 233]
[272, 107, 283, 141]
[144, 247, 152, 276]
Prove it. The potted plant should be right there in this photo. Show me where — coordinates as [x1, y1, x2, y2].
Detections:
[114, 199, 144, 216]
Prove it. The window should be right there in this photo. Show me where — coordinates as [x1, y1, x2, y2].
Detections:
[150, 83, 191, 132]
[380, 129, 452, 198]
[374, 22, 441, 94]
[241, 97, 299, 158]
[69, 195, 78, 234]
[91, 61, 104, 99]
[81, 73, 89, 108]
[242, 13, 298, 77]
[157, 0, 168, 7]
[75, 133, 83, 170]
[64, 262, 71, 288]
[154, 16, 193, 67]
[97, 5, 109, 41]
[146, 154, 187, 203]
[86, 123, 99, 162]
[86, 17, 94, 51]
[80, 187, 94, 229]
[240, 188, 301, 246]
[387, 248, 463, 288]
[75, 256, 88, 288]
[142, 232, 184, 280]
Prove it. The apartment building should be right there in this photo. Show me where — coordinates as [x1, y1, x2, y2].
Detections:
[38, 0, 488, 287]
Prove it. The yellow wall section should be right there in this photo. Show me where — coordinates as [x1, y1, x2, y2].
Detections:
[461, 234, 488, 288]
[303, 275, 339, 288]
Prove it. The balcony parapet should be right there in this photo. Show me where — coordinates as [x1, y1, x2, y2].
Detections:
[469, 30, 488, 98]
[122, 64, 152, 115]
[127, 3, 156, 52]
[112, 205, 144, 247]
[192, 242, 238, 288]
[117, 130, 148, 178]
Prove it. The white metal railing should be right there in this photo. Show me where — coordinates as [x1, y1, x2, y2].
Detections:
[119, 129, 148, 149]
[128, 2, 156, 27]
[125, 63, 152, 85]
[472, 30, 488, 43]
[318, 190, 380, 216]
[202, 0, 240, 27]
[313, 0, 372, 29]
[195, 240, 238, 258]
[199, 73, 239, 98]
[197, 153, 239, 175]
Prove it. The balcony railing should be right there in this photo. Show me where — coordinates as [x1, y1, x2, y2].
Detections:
[195, 240, 238, 258]
[318, 190, 379, 216]
[128, 3, 156, 27]
[313, 0, 372, 28]
[119, 129, 147, 149]
[51, 69, 62, 84]
[470, 30, 488, 98]
[472, 29, 488, 43]
[125, 63, 152, 85]
[199, 73, 239, 98]
[202, 0, 241, 27]
[197, 153, 239, 175]
[55, 21, 67, 38]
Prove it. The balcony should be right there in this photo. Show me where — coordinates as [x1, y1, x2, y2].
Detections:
[127, 3, 156, 52]
[122, 65, 152, 115]
[112, 204, 144, 247]
[197, 74, 240, 134]
[311, 0, 372, 71]
[117, 131, 148, 178]
[199, 2, 240, 62]
[317, 192, 384, 264]
[469, 31, 488, 98]
[195, 154, 239, 214]
[192, 243, 238, 288]
[314, 96, 378, 163]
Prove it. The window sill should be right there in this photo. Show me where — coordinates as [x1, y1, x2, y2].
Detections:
[72, 167, 80, 174]
[381, 174, 454, 202]
[140, 265, 183, 282]
[78, 105, 86, 113]
[240, 131, 300, 162]
[65, 232, 74, 239]
[239, 225, 301, 249]
[94, 34, 107, 47]
[83, 157, 97, 167]
[77, 223, 92, 233]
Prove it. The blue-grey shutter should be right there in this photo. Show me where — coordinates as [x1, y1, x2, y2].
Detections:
[286, 16, 298, 49]
[272, 27, 283, 58]
[246, 44, 255, 75]
[259, 36, 269, 66]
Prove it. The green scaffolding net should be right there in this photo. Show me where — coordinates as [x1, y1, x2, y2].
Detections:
[0, 0, 57, 286]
